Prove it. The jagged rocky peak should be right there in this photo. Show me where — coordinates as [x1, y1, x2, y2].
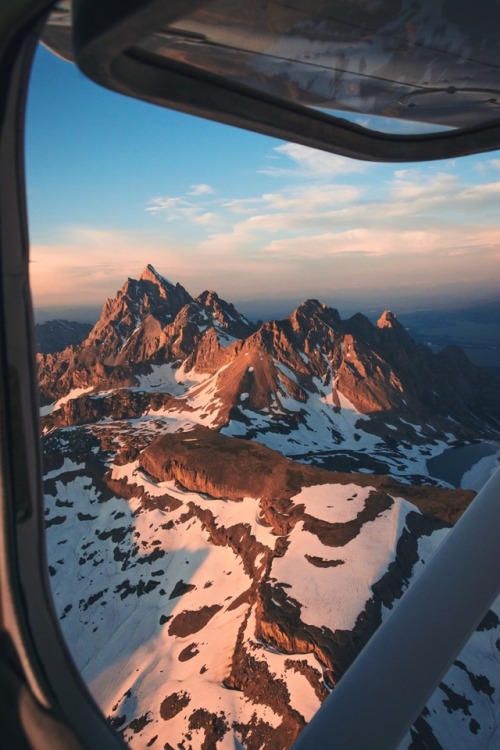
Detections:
[37, 265, 500, 441]
[137, 263, 190, 302]
[195, 289, 255, 338]
[241, 301, 341, 364]
[196, 288, 230, 315]
[124, 264, 192, 309]
[344, 311, 376, 341]
[377, 309, 398, 329]
[92, 267, 192, 340]
[290, 299, 341, 326]
[140, 263, 172, 286]
[287, 300, 342, 351]
[295, 298, 327, 314]
[376, 309, 410, 340]
[196, 289, 220, 306]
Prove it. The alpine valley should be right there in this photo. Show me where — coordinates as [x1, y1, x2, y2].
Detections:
[38, 265, 500, 750]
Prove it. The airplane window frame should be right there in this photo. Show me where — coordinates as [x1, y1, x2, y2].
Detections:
[70, 0, 500, 163]
[0, 1, 127, 747]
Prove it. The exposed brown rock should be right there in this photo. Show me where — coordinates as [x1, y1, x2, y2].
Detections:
[38, 266, 255, 403]
[224, 646, 305, 748]
[140, 493, 183, 513]
[160, 691, 191, 720]
[168, 605, 223, 638]
[41, 389, 191, 431]
[304, 555, 345, 568]
[169, 580, 196, 600]
[38, 268, 500, 449]
[284, 659, 329, 702]
[232, 716, 280, 750]
[42, 416, 493, 750]
[39, 268, 500, 750]
[139, 425, 475, 524]
[188, 709, 230, 750]
[178, 643, 200, 662]
[139, 426, 340, 503]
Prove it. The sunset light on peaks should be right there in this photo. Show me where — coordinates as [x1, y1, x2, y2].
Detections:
[14, 3, 500, 749]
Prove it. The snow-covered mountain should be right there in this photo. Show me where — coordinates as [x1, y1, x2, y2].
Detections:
[39, 266, 500, 749]
[44, 423, 499, 750]
[38, 265, 500, 483]
[37, 265, 255, 405]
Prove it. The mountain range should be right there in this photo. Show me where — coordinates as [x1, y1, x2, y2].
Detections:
[39, 265, 500, 750]
[38, 265, 500, 480]
[35, 318, 93, 354]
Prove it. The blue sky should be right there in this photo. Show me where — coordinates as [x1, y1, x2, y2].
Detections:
[26, 44, 500, 320]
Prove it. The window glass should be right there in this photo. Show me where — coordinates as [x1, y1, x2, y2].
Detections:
[27, 39, 500, 750]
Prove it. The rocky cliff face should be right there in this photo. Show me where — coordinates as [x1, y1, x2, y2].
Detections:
[88, 264, 193, 362]
[37, 266, 256, 402]
[37, 266, 192, 400]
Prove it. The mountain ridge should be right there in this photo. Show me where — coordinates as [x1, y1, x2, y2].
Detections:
[38, 265, 500, 481]
[35, 318, 93, 354]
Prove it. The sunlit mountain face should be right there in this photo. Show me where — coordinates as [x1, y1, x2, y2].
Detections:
[40, 266, 500, 750]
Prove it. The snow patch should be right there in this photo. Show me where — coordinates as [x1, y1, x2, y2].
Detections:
[271, 495, 414, 632]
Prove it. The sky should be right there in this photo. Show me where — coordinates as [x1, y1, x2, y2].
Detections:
[26, 44, 500, 321]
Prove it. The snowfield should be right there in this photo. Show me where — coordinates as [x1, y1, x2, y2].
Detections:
[44, 426, 500, 750]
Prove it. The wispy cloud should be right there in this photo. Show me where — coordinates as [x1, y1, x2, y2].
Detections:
[30, 215, 500, 311]
[263, 184, 362, 210]
[146, 196, 197, 221]
[188, 183, 214, 196]
[30, 226, 192, 307]
[29, 224, 308, 306]
[260, 143, 368, 178]
[389, 171, 459, 206]
[223, 184, 361, 217]
[146, 192, 220, 225]
[262, 226, 500, 259]
[458, 181, 500, 201]
[115, 144, 500, 305]
[193, 211, 219, 225]
[263, 228, 440, 258]
[198, 156, 500, 274]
